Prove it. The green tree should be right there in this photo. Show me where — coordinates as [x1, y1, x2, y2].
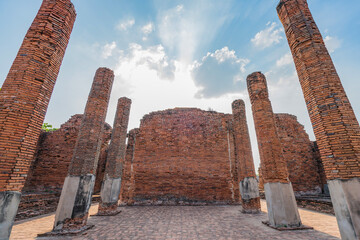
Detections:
[41, 123, 58, 132]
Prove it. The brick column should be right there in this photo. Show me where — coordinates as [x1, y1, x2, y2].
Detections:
[247, 72, 301, 228]
[119, 128, 139, 205]
[277, 1, 360, 238]
[0, 1, 76, 238]
[231, 100, 260, 213]
[53, 68, 114, 233]
[97, 97, 131, 215]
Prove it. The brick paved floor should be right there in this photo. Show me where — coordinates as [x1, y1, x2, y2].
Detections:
[10, 200, 340, 240]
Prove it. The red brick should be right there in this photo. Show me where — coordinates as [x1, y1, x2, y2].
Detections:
[0, 0, 76, 192]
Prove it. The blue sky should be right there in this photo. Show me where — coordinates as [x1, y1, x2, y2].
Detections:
[1, 0, 360, 171]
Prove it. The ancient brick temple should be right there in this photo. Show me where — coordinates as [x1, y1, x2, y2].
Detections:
[2, 0, 360, 238]
[0, 0, 76, 238]
[278, 0, 360, 238]
[120, 108, 240, 205]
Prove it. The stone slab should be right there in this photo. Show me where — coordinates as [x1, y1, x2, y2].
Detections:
[53, 175, 95, 230]
[240, 177, 260, 200]
[328, 178, 360, 240]
[0, 191, 21, 240]
[100, 177, 122, 204]
[264, 182, 301, 228]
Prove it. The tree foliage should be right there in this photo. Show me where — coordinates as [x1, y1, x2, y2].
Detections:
[41, 123, 58, 132]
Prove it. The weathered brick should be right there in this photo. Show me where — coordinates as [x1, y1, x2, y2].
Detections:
[67, 68, 114, 177]
[119, 128, 139, 205]
[53, 68, 114, 231]
[278, 1, 360, 237]
[277, 0, 360, 180]
[247, 72, 289, 183]
[120, 108, 239, 205]
[98, 97, 131, 215]
[23, 115, 111, 192]
[232, 100, 260, 212]
[0, 0, 76, 192]
[275, 114, 323, 195]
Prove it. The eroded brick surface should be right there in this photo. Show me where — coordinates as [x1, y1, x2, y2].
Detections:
[119, 129, 139, 205]
[277, 0, 360, 180]
[68, 68, 114, 177]
[275, 114, 323, 194]
[103, 97, 131, 179]
[23, 115, 111, 192]
[121, 108, 239, 205]
[247, 72, 289, 184]
[232, 100, 260, 211]
[0, 0, 76, 192]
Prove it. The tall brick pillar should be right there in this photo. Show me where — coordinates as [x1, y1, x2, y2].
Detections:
[53, 68, 114, 233]
[119, 128, 139, 205]
[277, 0, 360, 238]
[97, 97, 131, 215]
[0, 1, 76, 239]
[247, 72, 301, 228]
[232, 100, 260, 213]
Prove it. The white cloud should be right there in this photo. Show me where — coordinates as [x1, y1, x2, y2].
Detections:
[191, 47, 250, 98]
[276, 52, 293, 67]
[157, 1, 233, 62]
[115, 43, 176, 81]
[116, 18, 135, 31]
[324, 35, 341, 53]
[175, 4, 184, 12]
[101, 41, 117, 59]
[251, 22, 284, 49]
[141, 22, 154, 35]
[141, 22, 154, 41]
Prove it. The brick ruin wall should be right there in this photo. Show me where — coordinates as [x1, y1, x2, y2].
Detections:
[15, 114, 111, 220]
[23, 114, 112, 193]
[120, 108, 240, 205]
[274, 114, 325, 195]
[19, 109, 327, 215]
[258, 113, 327, 195]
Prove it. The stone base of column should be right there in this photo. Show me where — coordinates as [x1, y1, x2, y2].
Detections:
[328, 177, 360, 240]
[95, 177, 122, 216]
[94, 202, 122, 216]
[0, 191, 21, 240]
[50, 174, 95, 234]
[239, 177, 261, 213]
[264, 182, 301, 228]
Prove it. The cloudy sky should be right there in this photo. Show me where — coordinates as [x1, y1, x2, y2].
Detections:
[1, 0, 360, 171]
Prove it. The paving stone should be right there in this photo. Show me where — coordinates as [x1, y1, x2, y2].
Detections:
[10, 201, 340, 240]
